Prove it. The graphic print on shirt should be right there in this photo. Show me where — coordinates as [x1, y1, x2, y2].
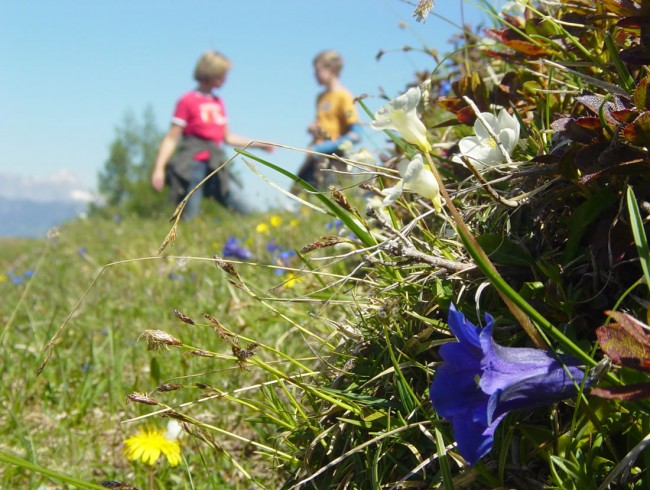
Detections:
[200, 102, 227, 125]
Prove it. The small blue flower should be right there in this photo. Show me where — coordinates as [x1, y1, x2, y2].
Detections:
[277, 249, 296, 264]
[429, 304, 586, 466]
[8, 269, 34, 285]
[325, 219, 344, 232]
[439, 80, 452, 96]
[273, 249, 297, 274]
[266, 238, 282, 254]
[223, 237, 253, 260]
[77, 247, 88, 257]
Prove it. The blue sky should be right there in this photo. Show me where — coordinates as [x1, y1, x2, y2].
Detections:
[0, 1, 494, 207]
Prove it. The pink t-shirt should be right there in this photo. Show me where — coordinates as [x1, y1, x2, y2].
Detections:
[172, 91, 228, 161]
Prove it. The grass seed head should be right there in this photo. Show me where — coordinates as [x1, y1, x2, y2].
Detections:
[138, 329, 182, 351]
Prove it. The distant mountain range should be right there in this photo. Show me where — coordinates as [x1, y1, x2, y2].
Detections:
[0, 170, 95, 238]
[0, 196, 89, 238]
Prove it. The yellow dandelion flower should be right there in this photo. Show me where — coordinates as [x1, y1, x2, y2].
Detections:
[256, 222, 270, 234]
[284, 272, 299, 289]
[124, 426, 181, 467]
[289, 219, 299, 228]
[269, 215, 282, 227]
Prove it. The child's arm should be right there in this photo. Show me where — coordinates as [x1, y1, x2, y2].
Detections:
[151, 124, 183, 192]
[311, 124, 361, 154]
[223, 126, 274, 152]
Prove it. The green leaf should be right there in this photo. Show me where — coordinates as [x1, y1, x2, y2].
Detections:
[626, 186, 650, 290]
[0, 449, 107, 489]
[476, 234, 535, 267]
[562, 189, 617, 263]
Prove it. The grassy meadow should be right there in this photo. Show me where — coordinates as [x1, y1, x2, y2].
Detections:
[0, 207, 346, 488]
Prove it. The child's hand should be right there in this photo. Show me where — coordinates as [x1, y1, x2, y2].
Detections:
[253, 142, 275, 153]
[151, 168, 166, 192]
[307, 121, 321, 137]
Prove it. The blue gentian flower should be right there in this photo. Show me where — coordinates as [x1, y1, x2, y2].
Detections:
[429, 304, 586, 466]
[223, 237, 253, 260]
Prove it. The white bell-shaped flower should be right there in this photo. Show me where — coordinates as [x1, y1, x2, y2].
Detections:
[371, 87, 432, 153]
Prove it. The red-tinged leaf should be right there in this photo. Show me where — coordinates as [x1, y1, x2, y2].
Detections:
[565, 118, 603, 143]
[482, 49, 525, 63]
[611, 109, 639, 124]
[436, 96, 465, 113]
[590, 383, 650, 400]
[455, 106, 476, 125]
[502, 37, 549, 56]
[634, 77, 650, 111]
[597, 310, 650, 372]
[572, 116, 603, 130]
[617, 15, 649, 30]
[623, 112, 650, 146]
[576, 94, 631, 127]
[485, 28, 506, 42]
[485, 27, 549, 56]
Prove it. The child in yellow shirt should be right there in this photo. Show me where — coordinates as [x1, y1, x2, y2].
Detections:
[294, 50, 361, 191]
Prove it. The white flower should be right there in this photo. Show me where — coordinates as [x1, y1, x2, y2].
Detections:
[371, 87, 432, 153]
[501, 1, 526, 17]
[452, 109, 520, 169]
[381, 154, 442, 212]
[165, 419, 183, 440]
[347, 147, 377, 165]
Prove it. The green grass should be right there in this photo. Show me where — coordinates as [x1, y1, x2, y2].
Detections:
[0, 207, 340, 489]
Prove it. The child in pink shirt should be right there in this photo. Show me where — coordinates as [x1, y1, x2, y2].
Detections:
[151, 50, 273, 218]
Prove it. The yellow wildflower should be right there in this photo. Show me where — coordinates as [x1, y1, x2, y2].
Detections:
[0, 273, 6, 283]
[256, 222, 270, 234]
[289, 219, 299, 228]
[124, 426, 181, 467]
[284, 272, 299, 289]
[269, 215, 282, 227]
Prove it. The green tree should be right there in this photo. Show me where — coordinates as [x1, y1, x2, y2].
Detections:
[95, 106, 169, 217]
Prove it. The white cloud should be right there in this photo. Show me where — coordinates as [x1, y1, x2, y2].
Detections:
[0, 170, 97, 203]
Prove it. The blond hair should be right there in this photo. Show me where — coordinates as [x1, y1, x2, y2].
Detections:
[313, 50, 344, 75]
[194, 50, 231, 83]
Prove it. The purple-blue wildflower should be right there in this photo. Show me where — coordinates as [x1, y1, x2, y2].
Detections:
[429, 304, 586, 466]
[9, 269, 34, 286]
[266, 238, 282, 254]
[325, 219, 344, 232]
[223, 237, 253, 260]
[274, 249, 296, 275]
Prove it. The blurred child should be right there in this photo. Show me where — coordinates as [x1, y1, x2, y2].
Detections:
[293, 50, 361, 192]
[151, 50, 273, 218]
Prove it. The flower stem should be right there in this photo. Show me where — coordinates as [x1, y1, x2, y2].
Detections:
[423, 151, 547, 349]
